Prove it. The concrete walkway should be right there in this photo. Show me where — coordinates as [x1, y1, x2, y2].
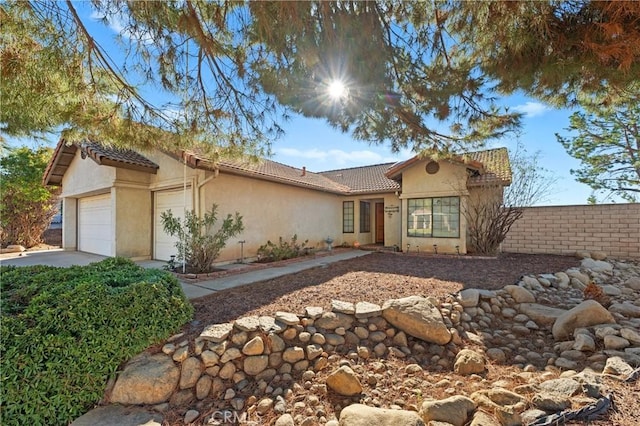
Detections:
[180, 250, 370, 299]
[1, 249, 371, 300]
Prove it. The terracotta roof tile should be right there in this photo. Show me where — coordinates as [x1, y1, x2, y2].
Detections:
[216, 158, 351, 193]
[319, 163, 400, 194]
[81, 143, 159, 172]
[467, 147, 512, 186]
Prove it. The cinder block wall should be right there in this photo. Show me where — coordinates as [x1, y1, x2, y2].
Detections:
[502, 204, 640, 259]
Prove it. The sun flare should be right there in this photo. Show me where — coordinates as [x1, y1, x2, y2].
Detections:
[328, 80, 347, 99]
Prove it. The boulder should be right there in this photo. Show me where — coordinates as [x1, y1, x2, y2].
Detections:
[200, 323, 234, 342]
[326, 366, 362, 396]
[504, 285, 536, 303]
[518, 303, 566, 327]
[275, 414, 295, 426]
[420, 395, 476, 426]
[339, 404, 425, 426]
[354, 301, 382, 318]
[315, 312, 354, 330]
[275, 311, 299, 325]
[609, 303, 640, 317]
[624, 276, 640, 291]
[179, 357, 203, 389]
[458, 289, 480, 308]
[242, 336, 265, 355]
[581, 258, 613, 273]
[244, 355, 269, 376]
[454, 349, 486, 375]
[234, 316, 260, 332]
[110, 354, 180, 405]
[382, 296, 451, 345]
[552, 300, 616, 340]
[71, 405, 163, 426]
[602, 356, 634, 377]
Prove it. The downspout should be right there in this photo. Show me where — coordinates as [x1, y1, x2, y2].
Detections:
[196, 172, 217, 215]
[399, 197, 403, 252]
[182, 155, 187, 274]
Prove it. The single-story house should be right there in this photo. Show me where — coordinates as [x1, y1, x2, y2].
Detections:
[43, 139, 511, 263]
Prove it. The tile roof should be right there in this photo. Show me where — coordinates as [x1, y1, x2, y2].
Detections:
[467, 147, 512, 186]
[81, 143, 159, 172]
[385, 147, 511, 187]
[43, 140, 159, 186]
[319, 163, 400, 194]
[44, 138, 511, 193]
[216, 158, 352, 194]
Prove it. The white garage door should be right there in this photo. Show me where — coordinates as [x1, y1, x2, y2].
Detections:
[78, 193, 112, 256]
[154, 188, 192, 261]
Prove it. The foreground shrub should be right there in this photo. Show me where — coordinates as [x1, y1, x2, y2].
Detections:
[0, 258, 193, 426]
[257, 234, 309, 262]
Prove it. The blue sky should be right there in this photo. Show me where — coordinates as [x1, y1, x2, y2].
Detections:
[6, 3, 615, 206]
[272, 102, 599, 206]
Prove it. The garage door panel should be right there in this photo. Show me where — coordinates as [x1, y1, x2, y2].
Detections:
[79, 194, 112, 256]
[154, 188, 192, 261]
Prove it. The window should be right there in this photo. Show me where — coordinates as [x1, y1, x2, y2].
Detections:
[360, 201, 371, 233]
[343, 201, 354, 233]
[407, 197, 459, 238]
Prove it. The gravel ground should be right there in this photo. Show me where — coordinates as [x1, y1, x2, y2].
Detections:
[184, 252, 580, 340]
[161, 252, 640, 426]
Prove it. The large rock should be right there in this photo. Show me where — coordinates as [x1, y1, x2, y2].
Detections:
[326, 366, 362, 396]
[518, 303, 566, 326]
[340, 404, 425, 426]
[244, 355, 269, 376]
[504, 285, 536, 303]
[581, 258, 613, 273]
[71, 405, 163, 426]
[382, 296, 451, 344]
[110, 354, 180, 405]
[552, 300, 616, 340]
[179, 357, 203, 389]
[454, 349, 486, 375]
[199, 323, 234, 342]
[420, 395, 476, 426]
[315, 312, 354, 330]
[458, 289, 480, 308]
[609, 303, 640, 317]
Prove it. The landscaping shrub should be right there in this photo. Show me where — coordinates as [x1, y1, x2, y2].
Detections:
[0, 258, 193, 426]
[256, 234, 309, 262]
[161, 204, 244, 273]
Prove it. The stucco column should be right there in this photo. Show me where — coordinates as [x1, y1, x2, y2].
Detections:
[62, 197, 77, 251]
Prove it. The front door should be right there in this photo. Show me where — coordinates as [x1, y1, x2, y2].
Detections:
[375, 203, 384, 244]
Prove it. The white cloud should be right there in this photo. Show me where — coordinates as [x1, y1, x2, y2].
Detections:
[276, 147, 413, 170]
[90, 10, 152, 44]
[513, 102, 549, 118]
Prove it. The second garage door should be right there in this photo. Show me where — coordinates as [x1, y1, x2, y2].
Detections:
[154, 188, 193, 261]
[78, 193, 112, 256]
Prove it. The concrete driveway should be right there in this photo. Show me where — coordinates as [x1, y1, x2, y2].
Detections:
[0, 249, 108, 267]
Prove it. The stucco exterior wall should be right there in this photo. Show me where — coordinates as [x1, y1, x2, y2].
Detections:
[203, 173, 342, 263]
[113, 186, 152, 259]
[502, 203, 640, 259]
[399, 160, 469, 254]
[61, 151, 115, 197]
[61, 197, 77, 251]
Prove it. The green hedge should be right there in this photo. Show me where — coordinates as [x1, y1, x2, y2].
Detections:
[0, 258, 194, 426]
